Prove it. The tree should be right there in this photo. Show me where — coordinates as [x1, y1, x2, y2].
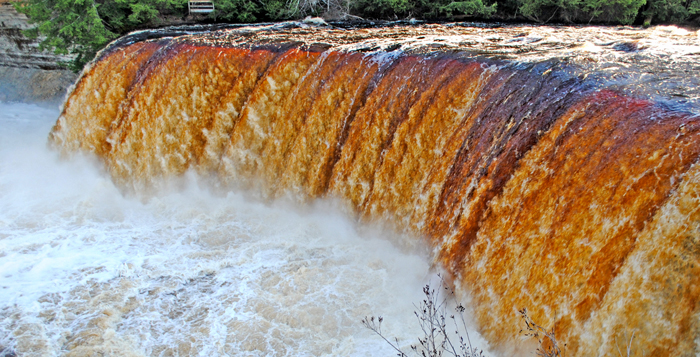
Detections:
[350, 0, 496, 19]
[213, 0, 261, 22]
[96, 0, 188, 33]
[518, 0, 645, 24]
[580, 0, 646, 23]
[350, 0, 412, 18]
[13, 0, 118, 71]
[641, 0, 700, 24]
[421, 0, 497, 18]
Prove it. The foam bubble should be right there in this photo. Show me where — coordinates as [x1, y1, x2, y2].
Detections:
[0, 103, 488, 356]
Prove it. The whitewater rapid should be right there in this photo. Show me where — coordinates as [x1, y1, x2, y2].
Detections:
[0, 102, 485, 356]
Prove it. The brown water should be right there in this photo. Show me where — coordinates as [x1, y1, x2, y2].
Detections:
[49, 22, 700, 356]
[0, 103, 439, 357]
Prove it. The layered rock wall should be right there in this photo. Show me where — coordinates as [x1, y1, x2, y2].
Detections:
[0, 0, 76, 102]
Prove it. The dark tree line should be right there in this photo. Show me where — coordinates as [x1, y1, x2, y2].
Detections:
[13, 0, 700, 71]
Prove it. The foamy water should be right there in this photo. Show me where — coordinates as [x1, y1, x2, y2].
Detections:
[0, 102, 488, 356]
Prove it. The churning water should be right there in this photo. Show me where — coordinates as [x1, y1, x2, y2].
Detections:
[13, 23, 700, 356]
[0, 102, 485, 356]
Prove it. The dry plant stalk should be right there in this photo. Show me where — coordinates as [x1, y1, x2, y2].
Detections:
[362, 274, 484, 357]
[518, 308, 563, 357]
[364, 278, 639, 357]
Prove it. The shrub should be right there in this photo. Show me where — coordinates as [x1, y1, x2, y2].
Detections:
[349, 0, 496, 19]
[434, 0, 497, 18]
[518, 0, 646, 24]
[259, 0, 358, 20]
[350, 0, 412, 19]
[97, 0, 188, 32]
[580, 0, 646, 24]
[261, 0, 288, 19]
[213, 0, 260, 22]
[641, 0, 700, 24]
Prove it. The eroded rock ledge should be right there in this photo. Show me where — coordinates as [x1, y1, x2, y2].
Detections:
[0, 1, 76, 102]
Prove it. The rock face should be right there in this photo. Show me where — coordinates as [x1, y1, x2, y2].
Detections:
[0, 65, 76, 102]
[0, 0, 76, 102]
[0, 0, 73, 69]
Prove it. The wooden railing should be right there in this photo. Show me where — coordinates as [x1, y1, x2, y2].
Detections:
[188, 0, 214, 14]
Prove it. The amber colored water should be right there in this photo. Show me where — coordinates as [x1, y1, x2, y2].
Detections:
[50, 31, 700, 355]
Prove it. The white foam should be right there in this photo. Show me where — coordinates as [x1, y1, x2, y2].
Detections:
[0, 103, 489, 356]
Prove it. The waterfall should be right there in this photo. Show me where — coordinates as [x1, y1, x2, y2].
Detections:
[50, 27, 700, 355]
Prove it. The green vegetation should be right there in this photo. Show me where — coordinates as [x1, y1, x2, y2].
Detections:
[642, 0, 700, 24]
[349, 0, 496, 20]
[13, 0, 191, 70]
[12, 0, 700, 71]
[212, 0, 262, 21]
[518, 0, 646, 24]
[97, 0, 189, 32]
[13, 0, 117, 71]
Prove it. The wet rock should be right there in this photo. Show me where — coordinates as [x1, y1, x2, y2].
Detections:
[0, 66, 76, 103]
[613, 40, 646, 52]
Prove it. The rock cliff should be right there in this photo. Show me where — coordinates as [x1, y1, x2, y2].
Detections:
[0, 0, 76, 102]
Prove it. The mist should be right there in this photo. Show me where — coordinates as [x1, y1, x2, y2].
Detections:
[0, 102, 490, 356]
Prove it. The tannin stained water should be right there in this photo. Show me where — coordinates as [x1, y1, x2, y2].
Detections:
[49, 24, 700, 356]
[0, 102, 464, 356]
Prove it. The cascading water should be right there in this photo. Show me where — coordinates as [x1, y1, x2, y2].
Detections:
[0, 102, 455, 356]
[8, 22, 700, 356]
